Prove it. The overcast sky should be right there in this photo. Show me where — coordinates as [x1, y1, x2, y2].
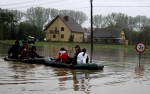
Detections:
[1, 0, 150, 26]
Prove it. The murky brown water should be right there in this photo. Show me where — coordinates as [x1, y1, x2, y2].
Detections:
[0, 43, 150, 94]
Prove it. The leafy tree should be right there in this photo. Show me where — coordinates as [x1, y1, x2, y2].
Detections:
[17, 22, 44, 40]
[139, 26, 150, 44]
[0, 11, 15, 40]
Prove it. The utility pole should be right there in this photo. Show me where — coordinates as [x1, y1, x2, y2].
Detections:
[90, 0, 93, 63]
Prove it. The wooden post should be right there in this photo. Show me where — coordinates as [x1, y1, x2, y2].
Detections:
[90, 0, 93, 63]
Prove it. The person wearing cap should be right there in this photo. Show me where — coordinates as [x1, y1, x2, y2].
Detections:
[53, 47, 70, 64]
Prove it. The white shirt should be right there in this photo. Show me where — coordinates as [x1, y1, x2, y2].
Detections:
[77, 52, 88, 64]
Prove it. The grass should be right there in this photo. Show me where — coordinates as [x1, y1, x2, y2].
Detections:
[0, 40, 137, 50]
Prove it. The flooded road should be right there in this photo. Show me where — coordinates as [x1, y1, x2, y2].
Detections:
[0, 43, 150, 94]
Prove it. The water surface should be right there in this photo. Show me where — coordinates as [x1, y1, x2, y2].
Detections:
[0, 43, 150, 94]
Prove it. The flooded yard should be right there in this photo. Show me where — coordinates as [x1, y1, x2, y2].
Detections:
[0, 43, 150, 94]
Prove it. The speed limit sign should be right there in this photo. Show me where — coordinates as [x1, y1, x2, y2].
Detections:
[136, 42, 146, 53]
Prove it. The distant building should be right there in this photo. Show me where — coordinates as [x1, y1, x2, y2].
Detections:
[44, 15, 84, 42]
[93, 28, 126, 44]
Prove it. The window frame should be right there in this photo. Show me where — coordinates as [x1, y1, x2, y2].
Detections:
[61, 34, 64, 39]
[61, 27, 64, 31]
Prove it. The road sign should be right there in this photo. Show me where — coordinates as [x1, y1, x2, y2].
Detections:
[136, 42, 146, 53]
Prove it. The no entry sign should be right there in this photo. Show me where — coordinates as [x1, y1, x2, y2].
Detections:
[136, 42, 146, 53]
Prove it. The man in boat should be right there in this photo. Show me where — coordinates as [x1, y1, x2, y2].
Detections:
[8, 40, 20, 59]
[69, 45, 81, 65]
[52, 47, 70, 64]
[77, 48, 89, 64]
[28, 46, 44, 58]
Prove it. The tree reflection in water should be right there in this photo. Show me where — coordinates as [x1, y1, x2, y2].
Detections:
[8, 62, 36, 80]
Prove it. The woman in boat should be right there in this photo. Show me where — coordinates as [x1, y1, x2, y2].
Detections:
[28, 46, 44, 58]
[53, 47, 70, 64]
[8, 40, 20, 59]
[77, 48, 89, 64]
[70, 45, 81, 65]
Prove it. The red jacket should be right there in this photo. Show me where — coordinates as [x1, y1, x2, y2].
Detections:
[55, 52, 69, 63]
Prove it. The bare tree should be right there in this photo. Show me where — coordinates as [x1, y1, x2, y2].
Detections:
[105, 13, 117, 27]
[10, 10, 24, 24]
[93, 15, 105, 28]
[26, 7, 49, 28]
[59, 10, 88, 25]
[134, 15, 148, 31]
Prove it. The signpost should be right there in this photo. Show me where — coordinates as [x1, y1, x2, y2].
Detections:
[136, 42, 146, 65]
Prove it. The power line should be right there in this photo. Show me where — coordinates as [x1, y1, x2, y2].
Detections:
[94, 6, 150, 8]
[2, 0, 150, 12]
[0, 0, 43, 6]
[1, 0, 78, 10]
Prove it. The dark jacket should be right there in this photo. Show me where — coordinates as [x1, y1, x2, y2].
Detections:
[8, 44, 20, 59]
[28, 50, 43, 58]
[72, 49, 81, 65]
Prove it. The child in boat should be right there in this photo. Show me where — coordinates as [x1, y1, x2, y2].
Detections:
[77, 48, 89, 64]
[28, 46, 44, 58]
[8, 40, 20, 59]
[53, 47, 70, 64]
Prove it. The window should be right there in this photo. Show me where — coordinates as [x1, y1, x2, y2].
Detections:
[49, 30, 53, 34]
[61, 27, 64, 31]
[53, 34, 56, 38]
[55, 27, 57, 31]
[72, 35, 74, 39]
[61, 34, 64, 39]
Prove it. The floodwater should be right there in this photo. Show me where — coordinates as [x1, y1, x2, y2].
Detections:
[0, 43, 150, 94]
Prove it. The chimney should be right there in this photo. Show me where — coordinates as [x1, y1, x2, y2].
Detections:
[64, 16, 69, 21]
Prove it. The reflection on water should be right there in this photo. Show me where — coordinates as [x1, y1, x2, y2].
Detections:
[135, 65, 144, 77]
[0, 43, 150, 94]
[9, 62, 36, 80]
[52, 68, 101, 93]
